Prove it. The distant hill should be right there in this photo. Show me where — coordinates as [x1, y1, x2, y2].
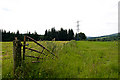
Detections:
[87, 33, 119, 41]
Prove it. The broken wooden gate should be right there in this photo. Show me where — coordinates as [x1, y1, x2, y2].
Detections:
[23, 36, 56, 62]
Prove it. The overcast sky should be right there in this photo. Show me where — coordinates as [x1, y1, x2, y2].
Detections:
[0, 0, 119, 37]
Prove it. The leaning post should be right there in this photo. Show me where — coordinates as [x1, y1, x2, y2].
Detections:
[13, 37, 22, 75]
[23, 36, 26, 60]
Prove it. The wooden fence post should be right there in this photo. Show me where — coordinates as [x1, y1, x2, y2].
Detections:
[13, 38, 22, 75]
[23, 36, 26, 60]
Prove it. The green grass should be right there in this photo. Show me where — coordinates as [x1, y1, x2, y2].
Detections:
[1, 41, 118, 78]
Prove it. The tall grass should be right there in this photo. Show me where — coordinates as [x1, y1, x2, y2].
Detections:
[1, 41, 118, 78]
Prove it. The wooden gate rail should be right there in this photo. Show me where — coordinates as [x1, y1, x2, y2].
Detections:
[25, 55, 44, 59]
[26, 36, 55, 56]
[32, 61, 41, 63]
[25, 47, 46, 55]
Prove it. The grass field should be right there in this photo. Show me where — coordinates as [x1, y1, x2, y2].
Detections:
[1, 40, 118, 78]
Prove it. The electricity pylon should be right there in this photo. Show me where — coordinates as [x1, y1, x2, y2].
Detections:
[76, 21, 80, 41]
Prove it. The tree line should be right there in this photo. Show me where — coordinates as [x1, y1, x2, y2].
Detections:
[1, 27, 86, 41]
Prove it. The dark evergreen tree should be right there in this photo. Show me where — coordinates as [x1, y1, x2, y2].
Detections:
[44, 30, 48, 40]
[68, 29, 74, 40]
[51, 27, 56, 39]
